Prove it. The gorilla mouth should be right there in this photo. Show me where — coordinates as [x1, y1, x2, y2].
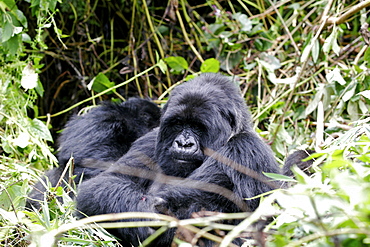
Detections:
[173, 157, 196, 164]
[172, 154, 204, 165]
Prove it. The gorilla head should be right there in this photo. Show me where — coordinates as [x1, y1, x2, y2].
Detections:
[156, 73, 252, 177]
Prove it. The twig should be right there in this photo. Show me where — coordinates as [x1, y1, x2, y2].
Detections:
[248, 0, 292, 19]
[176, 0, 204, 63]
[326, 0, 370, 25]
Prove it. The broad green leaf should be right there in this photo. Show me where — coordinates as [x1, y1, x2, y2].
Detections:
[0, 185, 23, 211]
[200, 58, 220, 73]
[342, 82, 357, 102]
[35, 78, 45, 97]
[6, 35, 20, 56]
[358, 90, 370, 99]
[2, 22, 14, 42]
[326, 67, 346, 85]
[164, 56, 188, 73]
[15, 9, 27, 28]
[0, 0, 17, 11]
[48, 0, 58, 11]
[359, 100, 368, 115]
[260, 53, 281, 72]
[233, 13, 252, 32]
[264, 172, 296, 182]
[305, 84, 324, 115]
[88, 73, 116, 94]
[184, 74, 196, 81]
[208, 23, 225, 35]
[30, 119, 53, 142]
[347, 100, 359, 121]
[323, 28, 340, 56]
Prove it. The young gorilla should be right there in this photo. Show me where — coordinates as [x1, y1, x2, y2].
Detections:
[26, 98, 160, 209]
[76, 73, 282, 246]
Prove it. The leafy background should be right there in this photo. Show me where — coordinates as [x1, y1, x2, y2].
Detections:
[0, 0, 370, 246]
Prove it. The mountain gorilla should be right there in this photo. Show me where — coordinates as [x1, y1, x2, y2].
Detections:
[76, 73, 282, 246]
[26, 98, 160, 209]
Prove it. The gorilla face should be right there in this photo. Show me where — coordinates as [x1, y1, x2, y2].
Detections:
[156, 73, 252, 178]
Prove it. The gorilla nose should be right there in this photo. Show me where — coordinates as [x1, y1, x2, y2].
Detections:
[173, 135, 198, 154]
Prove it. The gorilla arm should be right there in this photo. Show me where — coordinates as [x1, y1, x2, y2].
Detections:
[76, 129, 162, 245]
[155, 131, 281, 217]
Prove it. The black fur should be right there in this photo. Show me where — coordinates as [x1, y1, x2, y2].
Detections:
[283, 150, 315, 177]
[26, 98, 160, 209]
[76, 73, 282, 246]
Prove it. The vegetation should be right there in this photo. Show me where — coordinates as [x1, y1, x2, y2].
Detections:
[0, 0, 370, 246]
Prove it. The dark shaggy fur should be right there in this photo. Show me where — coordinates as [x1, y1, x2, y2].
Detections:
[76, 73, 282, 246]
[26, 98, 160, 209]
[283, 149, 316, 177]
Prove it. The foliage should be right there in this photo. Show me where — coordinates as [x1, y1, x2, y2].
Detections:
[0, 0, 370, 246]
[258, 122, 370, 247]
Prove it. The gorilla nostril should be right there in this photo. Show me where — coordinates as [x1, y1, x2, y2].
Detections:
[176, 140, 194, 148]
[184, 142, 194, 148]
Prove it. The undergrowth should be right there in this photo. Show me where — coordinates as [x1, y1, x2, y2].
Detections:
[0, 0, 370, 246]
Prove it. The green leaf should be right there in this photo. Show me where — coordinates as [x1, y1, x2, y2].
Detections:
[358, 90, 370, 99]
[323, 28, 340, 56]
[305, 84, 324, 115]
[184, 74, 196, 81]
[0, 184, 23, 210]
[6, 35, 20, 56]
[347, 100, 359, 121]
[157, 59, 167, 74]
[311, 39, 320, 63]
[30, 119, 53, 142]
[200, 58, 220, 73]
[364, 47, 370, 66]
[233, 13, 252, 32]
[164, 56, 188, 73]
[55, 186, 64, 196]
[264, 172, 296, 182]
[15, 9, 28, 28]
[1, 0, 17, 11]
[48, 0, 58, 11]
[2, 22, 14, 42]
[342, 82, 357, 102]
[300, 41, 311, 63]
[326, 67, 346, 85]
[88, 73, 116, 94]
[35, 79, 45, 97]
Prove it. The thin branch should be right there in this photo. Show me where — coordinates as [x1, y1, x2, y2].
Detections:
[326, 0, 370, 25]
